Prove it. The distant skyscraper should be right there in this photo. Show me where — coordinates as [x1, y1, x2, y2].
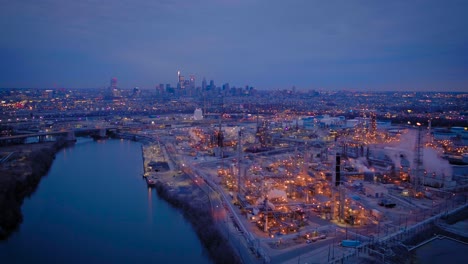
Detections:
[202, 78, 207, 91]
[177, 70, 185, 89]
[189, 74, 196, 89]
[179, 76, 185, 88]
[155, 84, 164, 96]
[110, 77, 117, 89]
[109, 77, 120, 97]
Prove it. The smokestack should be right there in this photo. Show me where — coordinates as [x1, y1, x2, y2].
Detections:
[335, 153, 341, 186]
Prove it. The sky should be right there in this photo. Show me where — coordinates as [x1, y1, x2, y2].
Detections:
[1, 0, 467, 91]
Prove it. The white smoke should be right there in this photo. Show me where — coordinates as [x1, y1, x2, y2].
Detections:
[423, 148, 452, 177]
[383, 129, 452, 176]
[349, 157, 372, 172]
[256, 189, 287, 208]
[395, 129, 417, 168]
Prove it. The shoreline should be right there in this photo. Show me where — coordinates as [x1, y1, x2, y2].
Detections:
[140, 143, 243, 264]
[0, 139, 73, 240]
[154, 180, 241, 264]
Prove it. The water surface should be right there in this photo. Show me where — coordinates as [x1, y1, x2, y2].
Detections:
[414, 236, 468, 264]
[0, 139, 211, 264]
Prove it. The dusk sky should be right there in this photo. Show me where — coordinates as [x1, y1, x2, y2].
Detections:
[1, 0, 467, 91]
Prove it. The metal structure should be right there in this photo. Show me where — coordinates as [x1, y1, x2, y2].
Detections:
[413, 124, 424, 192]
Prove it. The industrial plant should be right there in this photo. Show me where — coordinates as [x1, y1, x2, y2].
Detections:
[136, 107, 467, 262]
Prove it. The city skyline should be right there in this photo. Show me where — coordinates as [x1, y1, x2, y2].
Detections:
[1, 0, 467, 91]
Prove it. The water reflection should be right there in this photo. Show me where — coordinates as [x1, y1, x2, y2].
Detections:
[148, 186, 153, 223]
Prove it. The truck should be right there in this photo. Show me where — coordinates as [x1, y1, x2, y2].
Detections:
[378, 199, 396, 208]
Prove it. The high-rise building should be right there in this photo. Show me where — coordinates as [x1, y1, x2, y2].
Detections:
[109, 77, 120, 98]
[202, 78, 207, 91]
[157, 84, 164, 95]
[165, 84, 172, 94]
[189, 75, 196, 89]
[177, 70, 185, 89]
[110, 77, 117, 89]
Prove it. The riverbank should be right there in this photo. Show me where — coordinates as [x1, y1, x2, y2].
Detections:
[141, 144, 242, 264]
[0, 139, 72, 240]
[142, 139, 242, 263]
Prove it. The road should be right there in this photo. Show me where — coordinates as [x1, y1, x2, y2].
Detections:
[164, 141, 263, 263]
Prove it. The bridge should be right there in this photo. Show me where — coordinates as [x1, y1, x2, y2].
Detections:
[0, 127, 116, 146]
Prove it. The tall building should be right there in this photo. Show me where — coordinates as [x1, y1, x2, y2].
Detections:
[222, 83, 230, 93]
[110, 77, 117, 89]
[177, 70, 185, 89]
[189, 75, 196, 89]
[166, 84, 174, 94]
[156, 83, 165, 96]
[202, 78, 207, 91]
[109, 77, 120, 98]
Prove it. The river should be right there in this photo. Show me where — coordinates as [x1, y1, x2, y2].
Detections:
[0, 138, 211, 263]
